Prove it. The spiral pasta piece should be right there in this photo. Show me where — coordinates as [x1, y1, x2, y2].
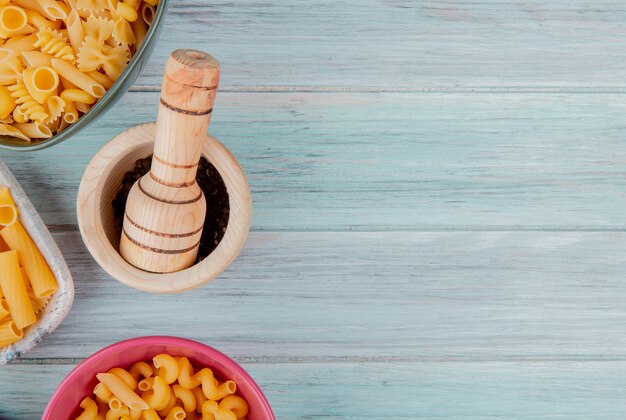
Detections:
[8, 80, 48, 123]
[34, 28, 74, 61]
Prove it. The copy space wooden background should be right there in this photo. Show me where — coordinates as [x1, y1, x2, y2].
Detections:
[3, 0, 626, 418]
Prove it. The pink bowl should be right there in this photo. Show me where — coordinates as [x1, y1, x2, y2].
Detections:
[43, 336, 275, 420]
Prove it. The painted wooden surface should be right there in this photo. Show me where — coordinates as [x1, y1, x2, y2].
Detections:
[2, 0, 626, 418]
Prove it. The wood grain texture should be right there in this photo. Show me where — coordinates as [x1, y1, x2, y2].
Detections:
[2, 0, 626, 418]
[129, 0, 626, 89]
[4, 91, 626, 229]
[8, 230, 626, 360]
[4, 361, 626, 419]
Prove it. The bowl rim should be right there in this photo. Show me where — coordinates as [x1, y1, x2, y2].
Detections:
[0, 0, 170, 152]
[42, 336, 275, 419]
[0, 159, 75, 366]
[77, 122, 252, 293]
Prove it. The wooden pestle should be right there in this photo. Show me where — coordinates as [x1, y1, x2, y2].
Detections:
[119, 49, 220, 273]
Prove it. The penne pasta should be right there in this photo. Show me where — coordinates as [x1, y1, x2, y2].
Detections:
[22, 65, 59, 103]
[60, 88, 96, 104]
[96, 373, 149, 411]
[0, 6, 34, 38]
[0, 203, 17, 226]
[1, 221, 58, 298]
[0, 320, 23, 347]
[35, 0, 67, 20]
[51, 58, 106, 98]
[21, 50, 53, 67]
[109, 367, 137, 389]
[13, 122, 53, 139]
[64, 9, 83, 52]
[0, 250, 37, 330]
[63, 100, 78, 123]
[86, 70, 113, 89]
[140, 3, 154, 26]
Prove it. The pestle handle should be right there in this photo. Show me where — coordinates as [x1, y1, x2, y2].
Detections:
[152, 49, 220, 186]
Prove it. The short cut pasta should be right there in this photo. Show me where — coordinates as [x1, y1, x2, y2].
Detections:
[0, 0, 158, 142]
[0, 186, 58, 349]
[74, 354, 250, 420]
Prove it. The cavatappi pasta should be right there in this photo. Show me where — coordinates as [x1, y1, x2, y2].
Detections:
[0, 186, 58, 348]
[0, 0, 158, 142]
[75, 354, 250, 420]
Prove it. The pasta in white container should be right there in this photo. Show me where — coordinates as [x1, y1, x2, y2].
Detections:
[0, 160, 74, 366]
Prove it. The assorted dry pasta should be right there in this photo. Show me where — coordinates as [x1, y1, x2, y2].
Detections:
[75, 354, 249, 420]
[0, 186, 58, 347]
[0, 0, 158, 142]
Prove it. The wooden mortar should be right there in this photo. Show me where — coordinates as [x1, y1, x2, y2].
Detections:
[77, 52, 251, 293]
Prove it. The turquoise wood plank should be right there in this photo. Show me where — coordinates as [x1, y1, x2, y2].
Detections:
[12, 230, 626, 359]
[4, 361, 626, 419]
[3, 91, 626, 229]
[131, 0, 626, 89]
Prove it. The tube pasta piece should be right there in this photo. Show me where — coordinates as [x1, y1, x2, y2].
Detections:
[115, 2, 136, 21]
[26, 10, 60, 30]
[0, 188, 13, 208]
[140, 3, 154, 26]
[51, 58, 106, 97]
[35, 0, 67, 19]
[22, 65, 59, 103]
[164, 407, 186, 420]
[0, 122, 30, 141]
[154, 354, 179, 384]
[0, 48, 22, 85]
[1, 221, 58, 298]
[177, 357, 200, 389]
[21, 50, 54, 67]
[75, 100, 91, 113]
[96, 373, 149, 411]
[0, 86, 15, 118]
[141, 375, 171, 410]
[218, 396, 248, 418]
[34, 28, 75, 61]
[137, 377, 154, 392]
[12, 122, 52, 139]
[157, 390, 177, 417]
[129, 361, 153, 381]
[191, 386, 207, 414]
[0, 6, 34, 38]
[63, 100, 78, 123]
[141, 410, 160, 420]
[0, 320, 22, 346]
[86, 70, 113, 88]
[0, 203, 17, 225]
[173, 384, 196, 413]
[0, 298, 10, 321]
[94, 382, 113, 403]
[64, 9, 84, 52]
[0, 250, 37, 330]
[61, 87, 95, 104]
[76, 397, 98, 420]
[109, 367, 138, 390]
[130, 16, 146, 47]
[196, 369, 237, 401]
[2, 33, 37, 56]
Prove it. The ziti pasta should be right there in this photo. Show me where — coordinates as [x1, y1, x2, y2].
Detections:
[75, 354, 250, 420]
[0, 0, 158, 142]
[0, 186, 58, 348]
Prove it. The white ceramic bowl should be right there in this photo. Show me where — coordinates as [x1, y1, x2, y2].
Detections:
[0, 160, 74, 366]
